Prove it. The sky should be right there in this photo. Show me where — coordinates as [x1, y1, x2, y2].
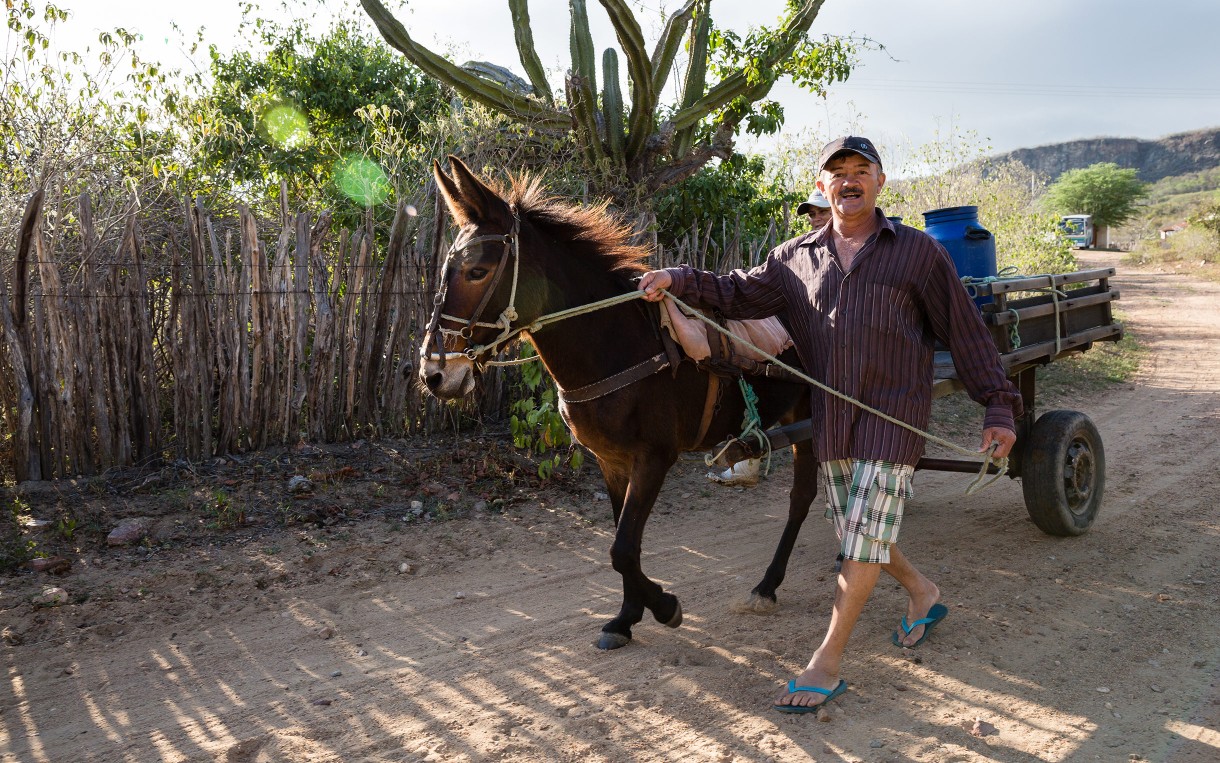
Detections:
[47, 0, 1220, 172]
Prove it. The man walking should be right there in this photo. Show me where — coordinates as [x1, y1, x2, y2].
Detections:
[637, 136, 1022, 712]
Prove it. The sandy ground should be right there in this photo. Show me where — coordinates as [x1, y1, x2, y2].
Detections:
[2, 250, 1218, 763]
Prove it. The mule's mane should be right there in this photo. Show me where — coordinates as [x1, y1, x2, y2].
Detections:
[502, 175, 652, 275]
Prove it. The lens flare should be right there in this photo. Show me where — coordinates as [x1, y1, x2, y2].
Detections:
[260, 103, 310, 149]
[335, 155, 390, 207]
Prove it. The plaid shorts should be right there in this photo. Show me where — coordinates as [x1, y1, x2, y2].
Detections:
[822, 459, 916, 564]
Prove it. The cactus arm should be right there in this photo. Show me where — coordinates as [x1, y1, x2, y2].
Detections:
[568, 0, 607, 165]
[567, 74, 605, 167]
[569, 0, 598, 88]
[672, 0, 711, 158]
[598, 0, 655, 160]
[602, 49, 625, 163]
[649, 0, 698, 97]
[359, 0, 567, 128]
[669, 0, 823, 133]
[508, 0, 554, 102]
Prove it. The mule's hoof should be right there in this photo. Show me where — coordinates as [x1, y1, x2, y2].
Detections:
[731, 592, 779, 615]
[597, 631, 632, 650]
[663, 600, 683, 629]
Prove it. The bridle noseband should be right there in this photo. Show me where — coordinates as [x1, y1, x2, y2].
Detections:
[423, 210, 524, 370]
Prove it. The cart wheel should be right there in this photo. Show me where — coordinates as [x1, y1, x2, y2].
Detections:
[1020, 410, 1105, 536]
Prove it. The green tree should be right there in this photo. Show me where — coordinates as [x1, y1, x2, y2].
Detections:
[1045, 162, 1146, 228]
[654, 153, 801, 254]
[186, 17, 451, 223]
[359, 0, 857, 202]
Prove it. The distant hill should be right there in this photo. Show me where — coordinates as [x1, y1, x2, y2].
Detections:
[992, 128, 1220, 184]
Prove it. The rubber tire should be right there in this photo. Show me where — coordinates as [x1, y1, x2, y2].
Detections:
[1020, 410, 1105, 536]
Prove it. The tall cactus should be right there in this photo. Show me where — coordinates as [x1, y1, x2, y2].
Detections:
[673, 0, 711, 160]
[602, 49, 626, 164]
[567, 0, 605, 167]
[359, 0, 841, 195]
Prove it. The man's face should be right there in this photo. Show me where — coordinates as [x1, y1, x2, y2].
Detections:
[807, 207, 832, 230]
[817, 153, 886, 221]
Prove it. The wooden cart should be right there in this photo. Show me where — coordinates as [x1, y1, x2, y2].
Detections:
[710, 267, 1123, 536]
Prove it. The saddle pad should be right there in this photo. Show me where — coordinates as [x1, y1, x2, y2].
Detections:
[659, 297, 792, 363]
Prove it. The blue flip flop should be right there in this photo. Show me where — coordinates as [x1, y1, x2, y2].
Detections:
[773, 679, 848, 714]
[892, 602, 949, 648]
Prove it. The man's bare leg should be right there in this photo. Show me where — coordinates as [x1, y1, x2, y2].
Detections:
[882, 544, 941, 647]
[773, 558, 881, 709]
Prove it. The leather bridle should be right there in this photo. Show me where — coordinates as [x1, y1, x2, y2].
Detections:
[422, 211, 523, 370]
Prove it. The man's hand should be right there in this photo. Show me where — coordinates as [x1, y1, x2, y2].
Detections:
[980, 427, 1017, 459]
[637, 270, 672, 302]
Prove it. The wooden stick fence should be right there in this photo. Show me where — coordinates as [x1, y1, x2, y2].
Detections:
[0, 190, 798, 482]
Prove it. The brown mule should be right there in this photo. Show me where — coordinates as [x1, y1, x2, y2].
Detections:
[422, 157, 820, 649]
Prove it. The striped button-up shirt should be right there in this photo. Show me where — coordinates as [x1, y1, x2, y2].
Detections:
[665, 211, 1022, 465]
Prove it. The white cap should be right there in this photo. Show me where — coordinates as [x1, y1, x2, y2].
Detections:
[797, 189, 831, 215]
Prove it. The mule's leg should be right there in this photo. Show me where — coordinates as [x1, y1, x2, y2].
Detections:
[739, 438, 819, 614]
[599, 454, 680, 650]
[597, 457, 629, 527]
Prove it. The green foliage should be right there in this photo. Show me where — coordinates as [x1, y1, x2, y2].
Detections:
[1127, 227, 1219, 274]
[187, 17, 450, 225]
[1045, 162, 1146, 228]
[655, 153, 801, 258]
[704, 19, 857, 138]
[53, 515, 76, 541]
[1145, 167, 1220, 201]
[507, 346, 584, 480]
[1, 2, 183, 220]
[204, 489, 245, 530]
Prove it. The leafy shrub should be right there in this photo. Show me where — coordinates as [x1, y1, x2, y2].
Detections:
[654, 153, 802, 262]
[508, 347, 584, 480]
[1127, 228, 1218, 268]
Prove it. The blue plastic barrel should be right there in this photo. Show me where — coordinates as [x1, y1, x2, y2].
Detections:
[921, 205, 997, 305]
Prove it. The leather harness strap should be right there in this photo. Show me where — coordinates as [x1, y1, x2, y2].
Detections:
[559, 352, 671, 404]
[694, 372, 721, 448]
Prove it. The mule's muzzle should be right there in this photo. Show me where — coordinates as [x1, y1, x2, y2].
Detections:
[420, 356, 477, 399]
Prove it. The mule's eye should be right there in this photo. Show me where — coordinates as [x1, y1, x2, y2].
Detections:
[467, 267, 489, 281]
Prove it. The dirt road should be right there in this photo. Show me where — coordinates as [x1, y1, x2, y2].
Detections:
[2, 252, 1218, 762]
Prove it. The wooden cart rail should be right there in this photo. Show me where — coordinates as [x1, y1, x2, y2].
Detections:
[933, 267, 1121, 398]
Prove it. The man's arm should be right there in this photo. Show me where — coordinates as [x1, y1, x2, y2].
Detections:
[636, 254, 790, 321]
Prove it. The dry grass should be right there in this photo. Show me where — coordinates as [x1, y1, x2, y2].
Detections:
[1124, 228, 1220, 281]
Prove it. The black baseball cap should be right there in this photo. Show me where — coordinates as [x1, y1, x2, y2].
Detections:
[818, 136, 882, 172]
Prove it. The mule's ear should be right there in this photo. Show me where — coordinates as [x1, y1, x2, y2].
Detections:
[433, 158, 470, 226]
[446, 155, 510, 223]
